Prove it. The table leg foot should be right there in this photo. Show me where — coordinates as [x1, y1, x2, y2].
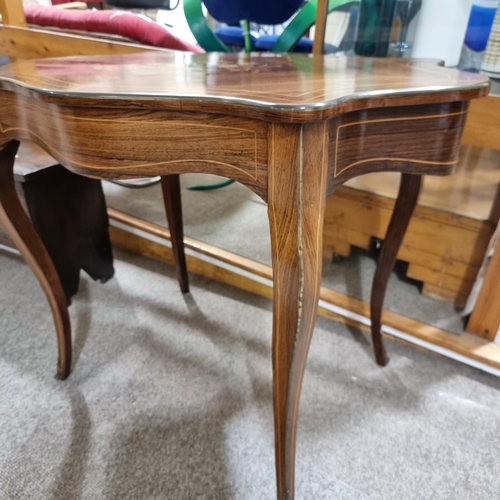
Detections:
[161, 174, 189, 294]
[370, 173, 423, 366]
[268, 123, 328, 499]
[0, 141, 72, 379]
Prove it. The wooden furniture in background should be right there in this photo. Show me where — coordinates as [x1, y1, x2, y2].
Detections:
[0, 52, 488, 499]
[0, 0, 26, 27]
[0, 142, 114, 300]
[313, 0, 329, 55]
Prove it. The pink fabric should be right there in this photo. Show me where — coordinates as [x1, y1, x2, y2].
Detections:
[24, 5, 203, 53]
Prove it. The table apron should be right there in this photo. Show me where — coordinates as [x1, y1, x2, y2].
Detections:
[327, 101, 469, 196]
[0, 91, 469, 203]
[0, 90, 270, 199]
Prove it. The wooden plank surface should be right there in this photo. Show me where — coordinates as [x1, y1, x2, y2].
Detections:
[0, 0, 27, 27]
[0, 26, 158, 60]
[462, 95, 500, 151]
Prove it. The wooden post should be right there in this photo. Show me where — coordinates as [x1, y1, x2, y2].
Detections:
[467, 232, 500, 341]
[463, 90, 500, 340]
[0, 0, 27, 27]
[313, 0, 328, 55]
[489, 183, 500, 225]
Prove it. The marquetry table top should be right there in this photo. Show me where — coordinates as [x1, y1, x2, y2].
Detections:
[0, 52, 490, 122]
[0, 49, 492, 500]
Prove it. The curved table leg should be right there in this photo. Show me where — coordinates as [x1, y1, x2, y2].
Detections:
[0, 141, 72, 379]
[370, 173, 423, 366]
[161, 174, 189, 293]
[268, 123, 327, 500]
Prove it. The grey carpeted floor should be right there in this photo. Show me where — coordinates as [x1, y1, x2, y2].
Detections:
[1, 244, 500, 499]
[1, 176, 500, 499]
[103, 175, 467, 334]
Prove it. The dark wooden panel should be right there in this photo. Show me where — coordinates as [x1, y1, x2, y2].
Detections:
[0, 141, 114, 300]
[327, 102, 469, 195]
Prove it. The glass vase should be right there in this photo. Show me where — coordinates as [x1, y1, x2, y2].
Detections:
[354, 0, 399, 57]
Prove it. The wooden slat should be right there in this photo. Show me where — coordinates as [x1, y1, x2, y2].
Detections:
[467, 235, 500, 340]
[462, 95, 500, 150]
[407, 263, 474, 295]
[423, 283, 469, 306]
[0, 0, 27, 27]
[108, 209, 500, 371]
[0, 25, 162, 60]
[324, 186, 494, 275]
[313, 0, 328, 55]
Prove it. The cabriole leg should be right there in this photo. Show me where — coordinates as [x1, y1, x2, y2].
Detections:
[370, 173, 423, 365]
[0, 141, 72, 379]
[268, 123, 328, 499]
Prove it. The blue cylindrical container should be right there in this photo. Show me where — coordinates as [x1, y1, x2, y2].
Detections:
[465, 0, 498, 51]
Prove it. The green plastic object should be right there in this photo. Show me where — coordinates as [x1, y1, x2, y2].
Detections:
[188, 179, 235, 191]
[185, 0, 360, 54]
[242, 19, 252, 52]
[184, 0, 230, 52]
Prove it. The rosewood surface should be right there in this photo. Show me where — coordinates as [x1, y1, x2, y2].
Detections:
[0, 52, 489, 500]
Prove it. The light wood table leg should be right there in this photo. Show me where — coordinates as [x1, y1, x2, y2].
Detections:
[161, 174, 189, 293]
[268, 123, 328, 500]
[370, 173, 423, 365]
[0, 141, 71, 379]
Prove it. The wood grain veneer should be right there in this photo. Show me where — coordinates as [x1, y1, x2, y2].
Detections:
[0, 53, 489, 122]
[0, 92, 269, 199]
[328, 102, 468, 192]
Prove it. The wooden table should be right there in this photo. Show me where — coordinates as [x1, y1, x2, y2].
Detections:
[0, 52, 488, 500]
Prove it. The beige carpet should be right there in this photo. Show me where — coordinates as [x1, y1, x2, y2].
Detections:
[1, 240, 499, 499]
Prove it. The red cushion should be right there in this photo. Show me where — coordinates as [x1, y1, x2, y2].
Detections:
[24, 5, 203, 53]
